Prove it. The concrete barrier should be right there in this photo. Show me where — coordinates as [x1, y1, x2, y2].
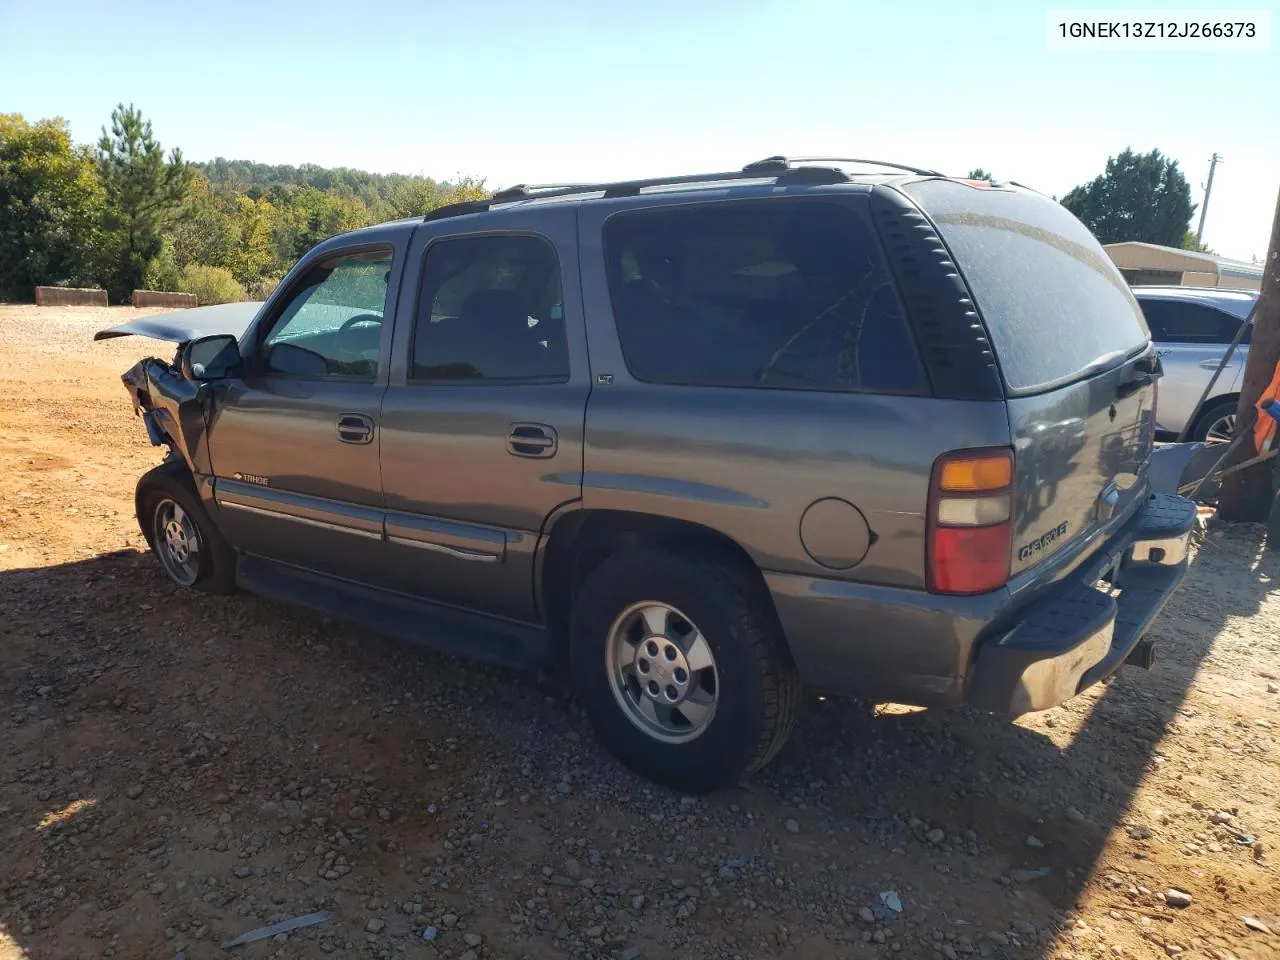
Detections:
[34, 286, 108, 307]
[132, 290, 198, 308]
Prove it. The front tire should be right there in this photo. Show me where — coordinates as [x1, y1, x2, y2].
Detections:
[1191, 398, 1238, 444]
[569, 549, 801, 793]
[136, 461, 237, 594]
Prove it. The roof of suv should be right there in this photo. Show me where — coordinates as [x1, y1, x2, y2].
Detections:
[407, 157, 1014, 225]
[341, 158, 1034, 247]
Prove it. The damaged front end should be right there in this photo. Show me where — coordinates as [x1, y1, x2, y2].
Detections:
[121, 353, 215, 476]
[102, 302, 260, 475]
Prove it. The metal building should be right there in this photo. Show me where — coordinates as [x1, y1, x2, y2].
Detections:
[1104, 242, 1263, 291]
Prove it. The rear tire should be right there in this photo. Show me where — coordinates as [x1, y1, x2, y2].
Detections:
[1191, 398, 1239, 444]
[136, 460, 237, 594]
[569, 549, 801, 793]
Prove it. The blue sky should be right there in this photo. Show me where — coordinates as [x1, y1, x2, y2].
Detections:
[2, 0, 1275, 260]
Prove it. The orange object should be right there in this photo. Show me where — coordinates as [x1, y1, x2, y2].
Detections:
[938, 452, 1013, 492]
[1254, 359, 1280, 454]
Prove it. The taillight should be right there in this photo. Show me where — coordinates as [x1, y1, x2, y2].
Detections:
[927, 448, 1014, 595]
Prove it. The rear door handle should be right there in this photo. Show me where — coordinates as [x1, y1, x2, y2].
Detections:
[508, 423, 557, 458]
[1199, 357, 1237, 369]
[338, 413, 375, 444]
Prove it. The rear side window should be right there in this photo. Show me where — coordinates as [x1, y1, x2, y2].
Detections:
[602, 200, 926, 394]
[1139, 299, 1250, 345]
[905, 181, 1151, 394]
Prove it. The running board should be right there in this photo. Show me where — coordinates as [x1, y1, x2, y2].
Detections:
[236, 555, 550, 672]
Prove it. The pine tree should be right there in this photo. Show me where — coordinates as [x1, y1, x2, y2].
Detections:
[95, 104, 191, 301]
[1060, 148, 1195, 247]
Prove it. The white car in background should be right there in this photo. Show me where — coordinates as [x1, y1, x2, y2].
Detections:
[1132, 286, 1258, 442]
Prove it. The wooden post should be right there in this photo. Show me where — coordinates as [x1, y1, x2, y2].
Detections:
[1218, 187, 1280, 521]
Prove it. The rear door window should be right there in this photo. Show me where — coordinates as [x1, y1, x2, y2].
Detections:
[1139, 299, 1249, 345]
[905, 181, 1151, 394]
[602, 199, 927, 394]
[410, 235, 568, 383]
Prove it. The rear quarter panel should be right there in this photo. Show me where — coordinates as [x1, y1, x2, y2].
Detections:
[575, 194, 1011, 589]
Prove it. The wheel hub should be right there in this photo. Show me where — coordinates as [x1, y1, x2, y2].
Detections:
[606, 601, 719, 744]
[633, 637, 692, 705]
[164, 520, 190, 562]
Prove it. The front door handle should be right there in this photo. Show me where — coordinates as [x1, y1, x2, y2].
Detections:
[338, 413, 375, 445]
[508, 423, 557, 458]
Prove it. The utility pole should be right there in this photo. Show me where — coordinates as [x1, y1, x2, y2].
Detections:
[1218, 186, 1280, 522]
[1195, 153, 1222, 246]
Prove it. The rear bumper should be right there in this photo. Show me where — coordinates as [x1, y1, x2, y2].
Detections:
[965, 492, 1195, 714]
[766, 493, 1195, 712]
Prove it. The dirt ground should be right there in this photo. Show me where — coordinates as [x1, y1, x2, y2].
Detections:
[0, 304, 1277, 960]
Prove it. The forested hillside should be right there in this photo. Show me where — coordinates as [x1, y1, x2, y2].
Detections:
[0, 105, 487, 304]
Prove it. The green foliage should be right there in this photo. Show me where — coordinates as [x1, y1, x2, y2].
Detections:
[95, 104, 193, 301]
[1181, 230, 1217, 255]
[170, 176, 237, 274]
[176, 264, 248, 305]
[1, 106, 491, 303]
[1061, 148, 1195, 247]
[248, 274, 282, 301]
[143, 235, 181, 291]
[966, 168, 994, 181]
[0, 114, 105, 300]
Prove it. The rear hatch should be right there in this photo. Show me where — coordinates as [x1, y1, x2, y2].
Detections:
[902, 179, 1157, 583]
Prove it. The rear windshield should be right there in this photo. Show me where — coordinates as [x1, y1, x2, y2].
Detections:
[905, 181, 1150, 393]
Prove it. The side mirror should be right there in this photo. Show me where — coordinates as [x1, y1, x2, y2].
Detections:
[182, 334, 241, 381]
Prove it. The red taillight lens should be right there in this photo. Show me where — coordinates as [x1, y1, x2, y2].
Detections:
[927, 448, 1015, 596]
[930, 524, 1014, 594]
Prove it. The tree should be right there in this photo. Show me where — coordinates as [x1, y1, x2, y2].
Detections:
[0, 114, 104, 299]
[966, 168, 994, 182]
[1060, 148, 1195, 247]
[169, 175, 238, 272]
[271, 185, 368, 264]
[1181, 230, 1217, 255]
[95, 104, 192, 300]
[1217, 189, 1280, 522]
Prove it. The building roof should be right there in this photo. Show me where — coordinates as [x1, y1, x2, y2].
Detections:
[1104, 241, 1263, 280]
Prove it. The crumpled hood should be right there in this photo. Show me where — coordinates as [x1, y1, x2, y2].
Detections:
[94, 301, 264, 343]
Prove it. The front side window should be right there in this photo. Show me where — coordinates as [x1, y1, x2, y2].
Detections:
[260, 248, 393, 379]
[602, 200, 926, 393]
[411, 235, 568, 383]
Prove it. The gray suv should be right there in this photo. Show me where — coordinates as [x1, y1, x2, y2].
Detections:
[99, 157, 1196, 792]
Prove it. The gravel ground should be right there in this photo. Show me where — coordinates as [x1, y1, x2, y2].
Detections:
[1, 305, 1277, 960]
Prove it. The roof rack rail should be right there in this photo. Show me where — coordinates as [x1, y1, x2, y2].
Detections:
[424, 169, 775, 221]
[743, 155, 944, 176]
[421, 155, 940, 223]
